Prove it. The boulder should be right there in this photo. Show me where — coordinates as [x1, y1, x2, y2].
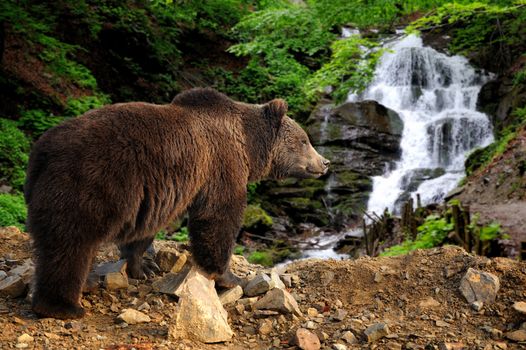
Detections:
[459, 268, 500, 303]
[170, 269, 233, 343]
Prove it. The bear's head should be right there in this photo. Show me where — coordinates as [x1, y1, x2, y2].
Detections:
[264, 99, 330, 180]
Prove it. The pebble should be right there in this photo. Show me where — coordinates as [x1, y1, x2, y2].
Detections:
[305, 321, 317, 330]
[244, 273, 274, 297]
[364, 323, 390, 342]
[505, 329, 526, 342]
[471, 301, 484, 311]
[435, 320, 450, 327]
[254, 288, 303, 316]
[17, 334, 33, 343]
[307, 307, 319, 317]
[292, 328, 321, 350]
[333, 309, 348, 321]
[341, 331, 357, 344]
[117, 309, 151, 324]
[219, 285, 243, 305]
[418, 297, 440, 308]
[258, 319, 273, 336]
[332, 344, 347, 350]
[512, 301, 526, 314]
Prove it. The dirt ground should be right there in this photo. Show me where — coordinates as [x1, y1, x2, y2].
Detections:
[2, 226, 526, 349]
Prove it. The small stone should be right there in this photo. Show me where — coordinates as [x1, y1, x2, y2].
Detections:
[364, 323, 390, 342]
[305, 321, 317, 330]
[237, 297, 258, 306]
[44, 332, 60, 340]
[494, 342, 507, 349]
[137, 302, 150, 311]
[0, 270, 7, 281]
[235, 303, 245, 315]
[459, 268, 500, 303]
[254, 288, 303, 316]
[334, 299, 343, 308]
[8, 260, 34, 283]
[333, 344, 347, 350]
[341, 331, 357, 344]
[104, 271, 129, 290]
[271, 270, 286, 290]
[117, 309, 151, 324]
[94, 259, 127, 276]
[418, 297, 440, 308]
[170, 253, 187, 273]
[471, 301, 484, 311]
[386, 342, 402, 350]
[244, 273, 274, 297]
[0, 275, 26, 298]
[512, 301, 526, 314]
[64, 321, 82, 332]
[254, 309, 280, 318]
[506, 329, 526, 342]
[17, 334, 33, 344]
[438, 342, 465, 350]
[155, 248, 180, 272]
[333, 309, 348, 322]
[292, 328, 321, 350]
[435, 320, 449, 327]
[258, 319, 273, 335]
[374, 272, 383, 283]
[307, 308, 319, 317]
[280, 274, 292, 288]
[219, 285, 243, 305]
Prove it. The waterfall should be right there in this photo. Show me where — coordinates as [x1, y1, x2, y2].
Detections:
[349, 34, 494, 215]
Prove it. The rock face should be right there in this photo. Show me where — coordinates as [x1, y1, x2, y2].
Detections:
[259, 99, 403, 228]
[459, 268, 500, 303]
[170, 269, 233, 343]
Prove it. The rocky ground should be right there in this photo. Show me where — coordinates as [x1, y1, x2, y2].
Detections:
[2, 226, 526, 349]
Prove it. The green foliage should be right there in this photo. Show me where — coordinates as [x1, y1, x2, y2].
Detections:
[479, 222, 502, 241]
[0, 193, 27, 230]
[18, 110, 64, 136]
[65, 95, 110, 117]
[247, 250, 274, 266]
[234, 245, 245, 255]
[0, 119, 30, 190]
[408, 1, 526, 59]
[381, 215, 454, 256]
[156, 227, 189, 242]
[243, 204, 273, 231]
[305, 37, 382, 103]
[247, 182, 260, 203]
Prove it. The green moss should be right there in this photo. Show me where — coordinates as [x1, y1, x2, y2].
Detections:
[243, 204, 273, 231]
[0, 193, 27, 230]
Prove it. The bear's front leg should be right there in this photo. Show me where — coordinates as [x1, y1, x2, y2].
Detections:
[119, 237, 160, 279]
[188, 194, 246, 289]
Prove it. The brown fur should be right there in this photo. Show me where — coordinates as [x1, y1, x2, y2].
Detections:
[24, 88, 329, 319]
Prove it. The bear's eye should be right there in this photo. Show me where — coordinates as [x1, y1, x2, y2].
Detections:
[301, 140, 308, 146]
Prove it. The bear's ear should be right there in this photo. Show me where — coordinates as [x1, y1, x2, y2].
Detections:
[264, 99, 287, 127]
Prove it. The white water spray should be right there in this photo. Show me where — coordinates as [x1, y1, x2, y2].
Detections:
[349, 34, 494, 215]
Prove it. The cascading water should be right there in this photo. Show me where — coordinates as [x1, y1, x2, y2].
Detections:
[349, 34, 494, 215]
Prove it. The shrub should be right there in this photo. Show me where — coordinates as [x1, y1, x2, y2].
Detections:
[0, 193, 27, 229]
[0, 119, 30, 190]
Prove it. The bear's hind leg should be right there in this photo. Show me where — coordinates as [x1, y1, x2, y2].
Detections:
[32, 240, 97, 319]
[119, 237, 159, 279]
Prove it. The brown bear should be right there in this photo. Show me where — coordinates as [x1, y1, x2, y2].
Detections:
[24, 88, 330, 319]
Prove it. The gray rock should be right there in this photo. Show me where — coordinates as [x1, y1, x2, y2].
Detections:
[291, 328, 321, 350]
[254, 288, 303, 317]
[459, 268, 500, 303]
[364, 323, 390, 342]
[93, 259, 127, 276]
[0, 270, 7, 281]
[117, 309, 151, 324]
[341, 331, 358, 344]
[170, 269, 233, 343]
[280, 274, 292, 288]
[333, 309, 348, 322]
[218, 285, 243, 305]
[152, 264, 192, 296]
[333, 344, 347, 350]
[0, 275, 26, 298]
[8, 260, 34, 283]
[471, 301, 484, 311]
[244, 273, 274, 297]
